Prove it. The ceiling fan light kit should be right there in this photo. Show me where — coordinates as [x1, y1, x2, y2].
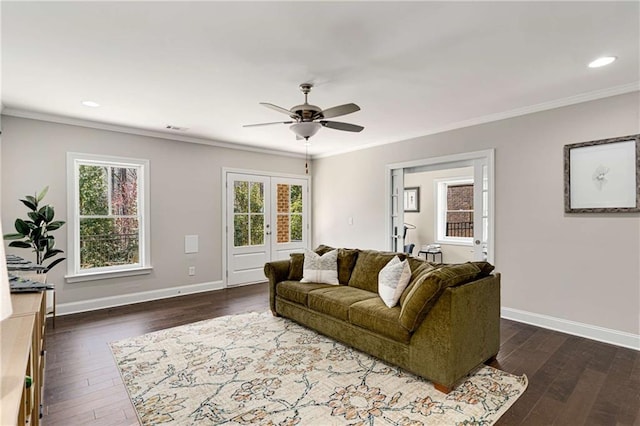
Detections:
[244, 83, 364, 141]
[290, 122, 321, 140]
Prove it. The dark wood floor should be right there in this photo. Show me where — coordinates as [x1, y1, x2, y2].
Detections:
[43, 283, 639, 425]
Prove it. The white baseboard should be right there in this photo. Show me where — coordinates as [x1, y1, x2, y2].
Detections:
[56, 281, 225, 316]
[501, 307, 640, 351]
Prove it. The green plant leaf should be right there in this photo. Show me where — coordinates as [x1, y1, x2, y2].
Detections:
[19, 198, 37, 211]
[15, 219, 31, 235]
[44, 257, 65, 272]
[9, 241, 32, 249]
[25, 195, 38, 208]
[46, 221, 65, 231]
[28, 211, 41, 223]
[42, 205, 54, 222]
[3, 233, 25, 240]
[43, 249, 63, 260]
[37, 186, 49, 203]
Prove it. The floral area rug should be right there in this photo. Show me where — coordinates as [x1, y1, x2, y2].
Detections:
[110, 311, 527, 425]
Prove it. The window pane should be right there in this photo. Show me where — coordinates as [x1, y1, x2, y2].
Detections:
[249, 182, 264, 213]
[277, 184, 289, 213]
[234, 182, 249, 213]
[291, 214, 302, 241]
[111, 167, 138, 215]
[234, 214, 249, 247]
[277, 183, 289, 213]
[446, 212, 473, 237]
[80, 217, 139, 269]
[290, 185, 302, 213]
[250, 214, 264, 245]
[79, 165, 108, 215]
[277, 214, 289, 243]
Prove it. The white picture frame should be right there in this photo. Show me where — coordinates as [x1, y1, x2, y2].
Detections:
[564, 134, 639, 213]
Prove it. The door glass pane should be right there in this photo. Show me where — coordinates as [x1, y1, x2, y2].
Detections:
[277, 184, 289, 213]
[250, 214, 264, 245]
[80, 217, 139, 269]
[277, 214, 289, 243]
[290, 185, 302, 213]
[79, 165, 109, 215]
[234, 182, 249, 213]
[249, 182, 264, 213]
[483, 191, 488, 216]
[291, 214, 302, 241]
[234, 214, 249, 247]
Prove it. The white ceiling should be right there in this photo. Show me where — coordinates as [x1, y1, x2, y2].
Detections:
[2, 1, 638, 157]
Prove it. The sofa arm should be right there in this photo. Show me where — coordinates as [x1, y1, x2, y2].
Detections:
[408, 273, 501, 390]
[264, 260, 291, 315]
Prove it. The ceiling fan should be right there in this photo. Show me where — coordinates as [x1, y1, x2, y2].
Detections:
[243, 83, 364, 141]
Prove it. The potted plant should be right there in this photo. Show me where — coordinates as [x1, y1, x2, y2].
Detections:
[3, 186, 66, 272]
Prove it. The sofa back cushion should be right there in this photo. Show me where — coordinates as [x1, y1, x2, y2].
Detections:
[288, 247, 359, 284]
[400, 258, 437, 307]
[348, 250, 406, 293]
[399, 262, 481, 332]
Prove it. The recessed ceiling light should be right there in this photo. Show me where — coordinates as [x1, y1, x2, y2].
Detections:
[81, 100, 100, 107]
[588, 56, 617, 68]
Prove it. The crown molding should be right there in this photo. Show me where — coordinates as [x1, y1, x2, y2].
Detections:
[3, 82, 638, 161]
[1, 108, 306, 159]
[315, 82, 640, 159]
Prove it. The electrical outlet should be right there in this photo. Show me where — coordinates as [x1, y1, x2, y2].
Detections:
[188, 266, 195, 276]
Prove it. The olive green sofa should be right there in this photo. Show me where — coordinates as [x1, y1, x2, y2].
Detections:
[264, 247, 501, 393]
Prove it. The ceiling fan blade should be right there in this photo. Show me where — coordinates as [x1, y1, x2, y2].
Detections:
[321, 103, 360, 119]
[243, 121, 294, 128]
[320, 121, 364, 132]
[260, 102, 299, 118]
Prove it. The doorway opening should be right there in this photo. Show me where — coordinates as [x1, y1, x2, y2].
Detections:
[387, 149, 494, 264]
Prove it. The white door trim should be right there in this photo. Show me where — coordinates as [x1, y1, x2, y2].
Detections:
[385, 149, 495, 263]
[221, 167, 311, 287]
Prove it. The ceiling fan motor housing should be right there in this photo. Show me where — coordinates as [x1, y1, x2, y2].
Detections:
[290, 104, 323, 121]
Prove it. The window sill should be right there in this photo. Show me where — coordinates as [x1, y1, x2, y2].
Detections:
[65, 266, 153, 283]
[435, 239, 473, 247]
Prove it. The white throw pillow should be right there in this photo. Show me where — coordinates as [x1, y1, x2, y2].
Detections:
[300, 249, 339, 285]
[378, 256, 412, 308]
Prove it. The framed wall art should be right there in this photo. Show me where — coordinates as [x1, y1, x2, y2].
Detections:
[404, 187, 420, 212]
[564, 134, 639, 213]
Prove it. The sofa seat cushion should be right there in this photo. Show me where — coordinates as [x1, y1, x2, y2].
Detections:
[276, 281, 336, 306]
[349, 298, 411, 344]
[308, 286, 378, 321]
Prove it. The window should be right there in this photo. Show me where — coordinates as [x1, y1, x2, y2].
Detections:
[435, 177, 474, 245]
[66, 153, 151, 282]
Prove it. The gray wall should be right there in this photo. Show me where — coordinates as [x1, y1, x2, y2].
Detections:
[0, 116, 304, 305]
[312, 92, 640, 336]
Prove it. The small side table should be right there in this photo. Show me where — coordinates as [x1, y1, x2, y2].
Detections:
[418, 250, 443, 264]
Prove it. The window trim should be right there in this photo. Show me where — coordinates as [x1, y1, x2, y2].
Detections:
[434, 177, 474, 246]
[66, 152, 151, 282]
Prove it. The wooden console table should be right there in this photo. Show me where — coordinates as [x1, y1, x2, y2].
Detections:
[1, 291, 46, 425]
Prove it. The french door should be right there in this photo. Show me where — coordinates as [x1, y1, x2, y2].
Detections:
[226, 172, 309, 286]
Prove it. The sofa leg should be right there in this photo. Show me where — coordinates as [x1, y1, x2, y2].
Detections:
[485, 354, 500, 368]
[433, 383, 452, 394]
[270, 310, 280, 317]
